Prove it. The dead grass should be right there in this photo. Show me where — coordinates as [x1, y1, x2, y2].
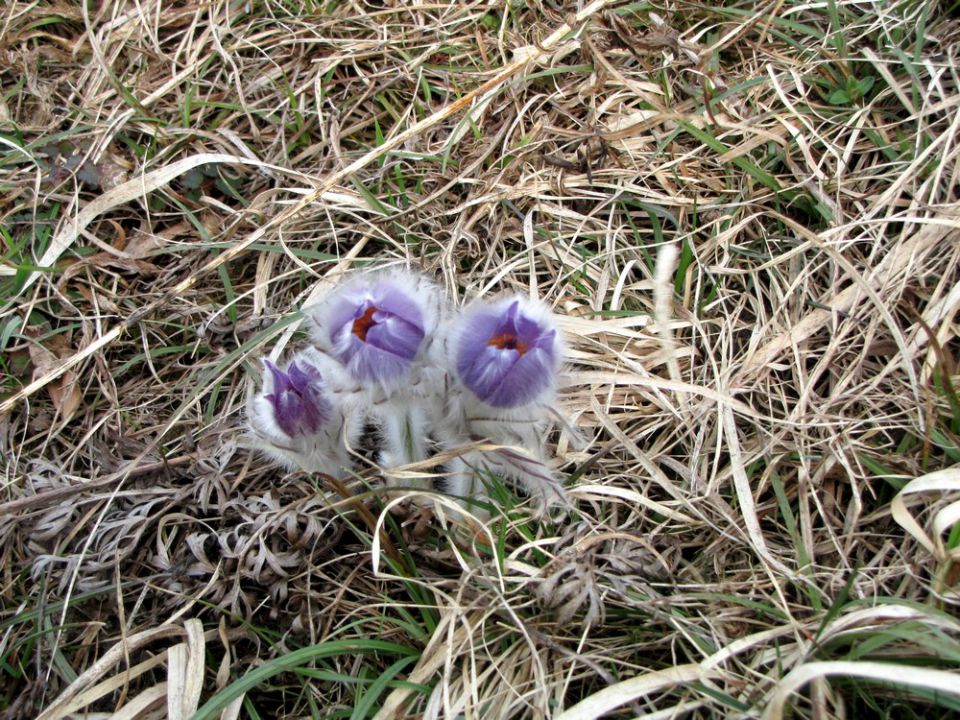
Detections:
[1, 0, 959, 718]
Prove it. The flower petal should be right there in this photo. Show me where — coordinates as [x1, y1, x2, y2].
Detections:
[343, 338, 418, 383]
[455, 297, 559, 408]
[321, 275, 430, 384]
[461, 344, 521, 405]
[364, 311, 424, 359]
[371, 282, 424, 328]
[455, 309, 503, 379]
[484, 346, 554, 407]
[261, 358, 331, 437]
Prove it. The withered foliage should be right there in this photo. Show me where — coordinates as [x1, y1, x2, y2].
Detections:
[2, 1, 959, 718]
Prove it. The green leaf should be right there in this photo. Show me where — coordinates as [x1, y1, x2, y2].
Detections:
[349, 655, 419, 720]
[190, 639, 420, 720]
[829, 88, 850, 105]
[0, 315, 19, 352]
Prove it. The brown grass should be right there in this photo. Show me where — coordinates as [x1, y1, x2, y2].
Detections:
[1, 1, 959, 718]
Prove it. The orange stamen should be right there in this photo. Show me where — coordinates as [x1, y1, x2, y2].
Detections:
[352, 306, 379, 341]
[488, 333, 527, 355]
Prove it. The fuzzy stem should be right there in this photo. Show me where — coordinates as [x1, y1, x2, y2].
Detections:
[379, 403, 430, 490]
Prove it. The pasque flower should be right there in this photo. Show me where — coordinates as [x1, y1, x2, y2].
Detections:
[306, 270, 445, 492]
[263, 359, 330, 437]
[248, 351, 361, 475]
[248, 275, 569, 512]
[455, 297, 560, 408]
[254, 358, 331, 439]
[311, 273, 434, 386]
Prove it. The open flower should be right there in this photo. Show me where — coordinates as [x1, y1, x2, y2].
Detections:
[455, 297, 560, 408]
[309, 272, 439, 387]
[255, 358, 332, 439]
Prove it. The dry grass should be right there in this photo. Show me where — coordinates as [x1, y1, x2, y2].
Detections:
[2, 1, 959, 718]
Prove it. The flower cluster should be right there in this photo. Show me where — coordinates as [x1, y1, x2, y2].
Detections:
[247, 269, 567, 513]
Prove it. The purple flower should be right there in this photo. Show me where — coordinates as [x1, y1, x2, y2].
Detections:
[325, 277, 427, 383]
[261, 358, 331, 437]
[456, 298, 559, 408]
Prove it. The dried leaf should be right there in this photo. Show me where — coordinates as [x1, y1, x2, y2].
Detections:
[124, 220, 193, 259]
[85, 252, 161, 276]
[27, 341, 81, 421]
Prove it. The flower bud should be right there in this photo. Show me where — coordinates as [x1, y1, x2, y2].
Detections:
[455, 297, 559, 408]
[258, 358, 331, 438]
[248, 351, 361, 475]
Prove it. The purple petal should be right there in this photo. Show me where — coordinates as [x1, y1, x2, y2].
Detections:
[265, 358, 292, 394]
[483, 347, 554, 407]
[515, 311, 549, 348]
[343, 340, 418, 383]
[286, 359, 319, 391]
[364, 311, 424, 359]
[325, 277, 427, 382]
[460, 344, 521, 403]
[263, 359, 331, 437]
[327, 293, 366, 342]
[371, 281, 424, 331]
[456, 299, 558, 408]
[455, 310, 503, 379]
[499, 300, 522, 336]
[532, 328, 557, 353]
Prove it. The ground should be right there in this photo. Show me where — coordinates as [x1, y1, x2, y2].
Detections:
[1, 1, 959, 719]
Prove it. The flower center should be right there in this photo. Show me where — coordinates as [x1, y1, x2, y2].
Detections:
[352, 305, 379, 341]
[488, 333, 528, 355]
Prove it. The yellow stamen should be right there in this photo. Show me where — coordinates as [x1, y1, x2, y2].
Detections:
[488, 333, 527, 355]
[352, 306, 378, 341]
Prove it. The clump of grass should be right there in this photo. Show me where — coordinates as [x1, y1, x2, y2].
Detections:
[1, 0, 959, 718]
